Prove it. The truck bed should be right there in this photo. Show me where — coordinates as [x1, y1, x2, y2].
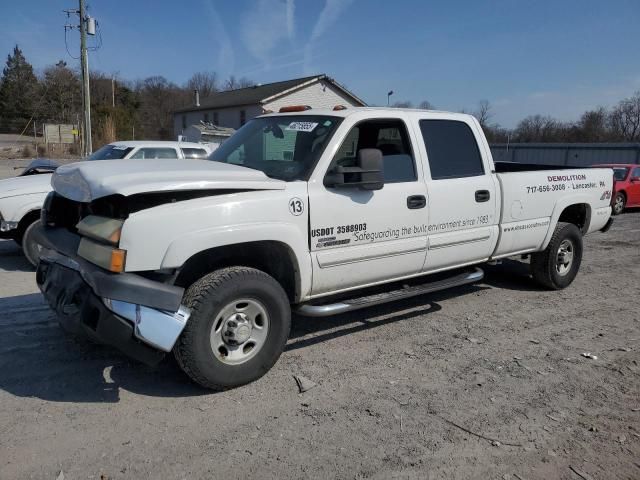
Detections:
[492, 166, 613, 258]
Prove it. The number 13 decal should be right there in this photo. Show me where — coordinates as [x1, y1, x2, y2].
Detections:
[289, 197, 304, 216]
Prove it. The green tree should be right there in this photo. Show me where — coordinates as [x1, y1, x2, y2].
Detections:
[0, 45, 39, 132]
[41, 60, 81, 124]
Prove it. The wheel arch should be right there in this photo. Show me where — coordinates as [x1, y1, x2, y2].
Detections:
[174, 240, 303, 303]
[15, 209, 41, 242]
[541, 200, 591, 250]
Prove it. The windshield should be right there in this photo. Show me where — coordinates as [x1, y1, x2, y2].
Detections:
[209, 115, 343, 181]
[87, 144, 134, 160]
[612, 167, 629, 181]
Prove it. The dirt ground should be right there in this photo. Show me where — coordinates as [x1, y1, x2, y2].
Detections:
[0, 212, 638, 480]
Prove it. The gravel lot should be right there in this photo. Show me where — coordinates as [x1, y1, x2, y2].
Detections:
[0, 212, 638, 480]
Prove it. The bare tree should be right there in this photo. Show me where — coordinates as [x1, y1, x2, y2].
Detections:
[391, 100, 413, 108]
[135, 76, 188, 139]
[609, 91, 640, 141]
[514, 115, 566, 142]
[575, 107, 609, 142]
[418, 100, 434, 110]
[223, 75, 255, 91]
[474, 100, 492, 126]
[186, 71, 219, 98]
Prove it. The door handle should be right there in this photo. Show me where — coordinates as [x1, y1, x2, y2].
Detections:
[475, 190, 490, 203]
[407, 195, 426, 209]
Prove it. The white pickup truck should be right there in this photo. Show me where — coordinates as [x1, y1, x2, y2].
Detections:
[35, 107, 614, 390]
[0, 141, 211, 266]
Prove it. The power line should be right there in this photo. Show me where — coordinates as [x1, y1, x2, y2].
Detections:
[63, 27, 80, 59]
[63, 1, 98, 155]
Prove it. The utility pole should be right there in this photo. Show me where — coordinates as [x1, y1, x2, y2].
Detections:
[65, 1, 96, 155]
[111, 76, 115, 108]
[79, 0, 92, 155]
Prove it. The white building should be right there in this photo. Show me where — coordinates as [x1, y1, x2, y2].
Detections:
[173, 74, 366, 138]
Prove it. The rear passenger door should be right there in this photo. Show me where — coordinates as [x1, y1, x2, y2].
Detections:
[416, 117, 500, 271]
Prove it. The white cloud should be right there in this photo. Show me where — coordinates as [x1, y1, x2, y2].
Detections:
[241, 0, 296, 67]
[303, 0, 354, 74]
[203, 0, 235, 76]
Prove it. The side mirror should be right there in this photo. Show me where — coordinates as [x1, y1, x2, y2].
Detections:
[324, 148, 384, 190]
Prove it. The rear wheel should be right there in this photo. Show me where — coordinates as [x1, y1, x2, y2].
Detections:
[530, 222, 583, 290]
[174, 266, 291, 390]
[612, 192, 626, 215]
[21, 219, 43, 268]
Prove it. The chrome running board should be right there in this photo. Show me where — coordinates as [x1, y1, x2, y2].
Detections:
[295, 267, 484, 317]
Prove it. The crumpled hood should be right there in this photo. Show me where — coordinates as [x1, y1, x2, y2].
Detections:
[52, 159, 286, 202]
[0, 172, 53, 198]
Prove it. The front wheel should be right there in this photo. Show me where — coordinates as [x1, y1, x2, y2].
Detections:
[612, 192, 626, 215]
[21, 219, 43, 268]
[174, 266, 291, 390]
[530, 222, 583, 290]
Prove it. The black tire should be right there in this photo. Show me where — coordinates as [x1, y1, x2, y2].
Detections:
[21, 219, 43, 268]
[612, 192, 626, 215]
[530, 222, 583, 290]
[174, 266, 291, 390]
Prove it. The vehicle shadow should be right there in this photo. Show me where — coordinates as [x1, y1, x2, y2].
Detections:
[481, 258, 544, 292]
[286, 282, 489, 351]
[0, 282, 490, 403]
[0, 239, 34, 273]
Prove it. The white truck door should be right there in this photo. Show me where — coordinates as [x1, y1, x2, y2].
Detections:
[308, 118, 428, 295]
[415, 117, 500, 271]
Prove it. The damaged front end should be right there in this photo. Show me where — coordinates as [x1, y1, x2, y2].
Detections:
[34, 191, 214, 365]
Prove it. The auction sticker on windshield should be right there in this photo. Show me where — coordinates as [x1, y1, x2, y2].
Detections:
[286, 121, 318, 132]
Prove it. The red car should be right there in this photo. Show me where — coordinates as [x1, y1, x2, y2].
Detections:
[594, 164, 640, 215]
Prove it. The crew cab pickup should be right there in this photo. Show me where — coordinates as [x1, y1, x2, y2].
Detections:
[35, 107, 614, 390]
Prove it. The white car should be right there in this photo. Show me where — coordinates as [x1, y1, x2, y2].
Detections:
[35, 107, 614, 389]
[0, 141, 212, 266]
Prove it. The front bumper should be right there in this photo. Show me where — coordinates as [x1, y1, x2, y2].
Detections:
[35, 226, 190, 365]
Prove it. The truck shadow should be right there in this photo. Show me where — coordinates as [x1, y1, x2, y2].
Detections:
[0, 284, 488, 403]
[0, 239, 34, 273]
[286, 283, 487, 351]
[481, 259, 544, 292]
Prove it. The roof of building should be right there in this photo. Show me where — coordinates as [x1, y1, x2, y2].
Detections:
[174, 74, 366, 113]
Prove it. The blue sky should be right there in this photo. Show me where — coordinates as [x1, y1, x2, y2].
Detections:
[1, 0, 639, 127]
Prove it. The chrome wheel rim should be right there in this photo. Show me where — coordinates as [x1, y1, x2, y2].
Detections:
[210, 298, 269, 365]
[556, 239, 574, 276]
[614, 195, 624, 214]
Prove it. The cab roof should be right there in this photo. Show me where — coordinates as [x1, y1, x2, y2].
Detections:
[258, 106, 476, 122]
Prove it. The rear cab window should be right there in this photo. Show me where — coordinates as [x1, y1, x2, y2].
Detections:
[130, 148, 179, 159]
[419, 120, 485, 180]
